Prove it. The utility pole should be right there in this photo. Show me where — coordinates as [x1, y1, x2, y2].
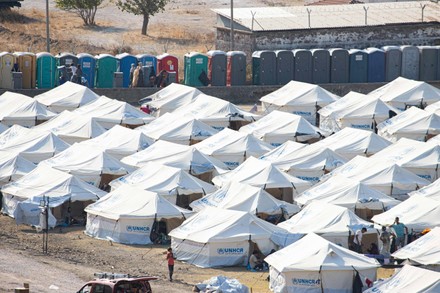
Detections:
[46, 0, 50, 52]
[230, 0, 234, 51]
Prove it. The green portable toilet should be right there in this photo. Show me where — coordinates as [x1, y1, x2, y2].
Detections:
[36, 52, 57, 89]
[95, 54, 118, 88]
[184, 52, 208, 86]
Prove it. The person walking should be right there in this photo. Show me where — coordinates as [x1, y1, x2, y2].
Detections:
[392, 217, 408, 250]
[379, 226, 391, 257]
[166, 247, 175, 282]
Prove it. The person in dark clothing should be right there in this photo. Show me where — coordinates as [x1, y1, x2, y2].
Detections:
[74, 64, 83, 84]
[156, 70, 168, 88]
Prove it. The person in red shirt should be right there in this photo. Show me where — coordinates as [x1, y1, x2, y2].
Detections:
[166, 247, 175, 282]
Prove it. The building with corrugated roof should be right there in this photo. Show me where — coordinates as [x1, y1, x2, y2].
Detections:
[212, 1, 440, 56]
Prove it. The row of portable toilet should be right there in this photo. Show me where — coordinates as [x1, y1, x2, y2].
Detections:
[0, 52, 180, 89]
[252, 45, 440, 85]
[183, 51, 247, 87]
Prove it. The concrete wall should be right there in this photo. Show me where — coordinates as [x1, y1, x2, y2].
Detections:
[4, 82, 440, 106]
[216, 22, 440, 58]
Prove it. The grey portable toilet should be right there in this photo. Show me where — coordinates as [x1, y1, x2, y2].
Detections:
[275, 50, 294, 85]
[293, 49, 313, 83]
[400, 45, 420, 80]
[207, 50, 227, 86]
[113, 72, 123, 88]
[226, 51, 246, 86]
[382, 46, 402, 82]
[311, 49, 330, 84]
[142, 66, 155, 87]
[349, 49, 368, 83]
[419, 46, 438, 81]
[329, 48, 349, 83]
[252, 50, 277, 85]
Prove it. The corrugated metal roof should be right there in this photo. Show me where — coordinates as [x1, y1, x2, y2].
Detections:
[212, 1, 440, 31]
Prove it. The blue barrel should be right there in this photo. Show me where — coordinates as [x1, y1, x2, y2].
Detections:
[77, 53, 96, 88]
[365, 48, 385, 82]
[116, 53, 139, 87]
[329, 48, 349, 83]
[349, 49, 368, 83]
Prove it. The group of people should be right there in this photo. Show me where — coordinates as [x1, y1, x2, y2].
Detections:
[129, 62, 169, 88]
[352, 217, 409, 258]
[59, 63, 83, 85]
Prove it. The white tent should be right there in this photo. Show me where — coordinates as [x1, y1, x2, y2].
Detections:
[212, 157, 312, 203]
[0, 123, 8, 134]
[1, 164, 106, 226]
[34, 81, 100, 113]
[109, 161, 217, 206]
[409, 177, 440, 201]
[259, 80, 340, 125]
[79, 125, 154, 160]
[0, 126, 70, 163]
[319, 91, 398, 133]
[392, 227, 440, 266]
[170, 93, 260, 130]
[369, 137, 424, 164]
[121, 140, 229, 177]
[169, 206, 290, 268]
[139, 83, 202, 116]
[266, 233, 379, 293]
[195, 128, 274, 169]
[368, 76, 440, 111]
[377, 107, 440, 142]
[34, 110, 107, 144]
[296, 176, 400, 215]
[364, 265, 440, 293]
[0, 91, 56, 127]
[40, 143, 132, 188]
[397, 142, 440, 182]
[190, 181, 300, 217]
[323, 156, 430, 199]
[262, 144, 347, 183]
[259, 141, 307, 161]
[312, 127, 392, 160]
[278, 201, 376, 249]
[136, 113, 218, 145]
[85, 185, 194, 245]
[371, 194, 440, 232]
[0, 151, 35, 186]
[72, 96, 155, 129]
[239, 110, 326, 146]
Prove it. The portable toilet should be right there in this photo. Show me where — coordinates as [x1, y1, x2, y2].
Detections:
[157, 53, 179, 83]
[206, 50, 226, 86]
[329, 48, 349, 83]
[77, 53, 96, 88]
[382, 46, 402, 82]
[14, 52, 36, 89]
[400, 45, 419, 80]
[311, 49, 330, 84]
[56, 52, 78, 82]
[293, 49, 313, 83]
[36, 52, 56, 89]
[95, 54, 118, 88]
[419, 46, 438, 81]
[252, 50, 276, 85]
[0, 52, 15, 89]
[116, 53, 138, 88]
[183, 52, 209, 87]
[365, 47, 385, 83]
[348, 49, 368, 83]
[226, 51, 246, 86]
[137, 54, 157, 75]
[275, 50, 294, 85]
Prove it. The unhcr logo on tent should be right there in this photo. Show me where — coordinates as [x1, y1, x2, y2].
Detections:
[292, 278, 321, 287]
[126, 225, 150, 233]
[217, 248, 244, 255]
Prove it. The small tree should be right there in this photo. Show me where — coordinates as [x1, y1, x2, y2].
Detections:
[55, 0, 103, 26]
[115, 0, 169, 35]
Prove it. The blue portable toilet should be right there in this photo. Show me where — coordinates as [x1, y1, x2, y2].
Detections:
[116, 53, 138, 88]
[329, 48, 349, 83]
[365, 48, 385, 83]
[293, 49, 313, 83]
[77, 53, 96, 88]
[311, 49, 330, 84]
[137, 54, 157, 75]
[95, 54, 118, 89]
[349, 49, 368, 83]
[419, 46, 438, 81]
[400, 45, 419, 80]
[382, 46, 402, 82]
[275, 50, 294, 85]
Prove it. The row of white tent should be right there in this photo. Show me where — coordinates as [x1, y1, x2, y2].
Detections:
[0, 79, 440, 292]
